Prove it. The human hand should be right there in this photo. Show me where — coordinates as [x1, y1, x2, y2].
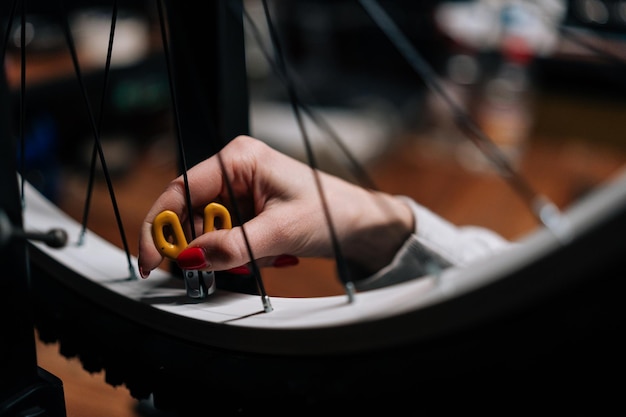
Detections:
[137, 135, 413, 279]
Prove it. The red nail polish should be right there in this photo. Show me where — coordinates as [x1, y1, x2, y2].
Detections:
[273, 254, 299, 268]
[139, 266, 150, 279]
[227, 265, 252, 275]
[176, 247, 208, 270]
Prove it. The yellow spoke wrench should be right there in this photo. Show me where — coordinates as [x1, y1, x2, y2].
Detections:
[152, 202, 232, 298]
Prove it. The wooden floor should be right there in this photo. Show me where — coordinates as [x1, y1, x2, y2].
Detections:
[32, 93, 626, 416]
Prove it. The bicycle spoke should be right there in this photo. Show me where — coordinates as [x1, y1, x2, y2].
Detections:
[24, 0, 139, 279]
[79, 0, 118, 246]
[259, 0, 357, 301]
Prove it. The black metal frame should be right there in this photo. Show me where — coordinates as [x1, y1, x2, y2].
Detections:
[0, 41, 67, 417]
[0, 0, 249, 414]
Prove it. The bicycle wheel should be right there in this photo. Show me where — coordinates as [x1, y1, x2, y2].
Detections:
[3, 0, 626, 414]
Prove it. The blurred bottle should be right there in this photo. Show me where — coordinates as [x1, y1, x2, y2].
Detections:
[458, 35, 534, 172]
[421, 48, 481, 158]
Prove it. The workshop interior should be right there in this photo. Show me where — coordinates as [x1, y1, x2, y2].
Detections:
[2, 0, 626, 415]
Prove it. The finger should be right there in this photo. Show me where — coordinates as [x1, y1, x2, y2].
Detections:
[265, 254, 300, 268]
[224, 254, 300, 275]
[137, 222, 165, 278]
[182, 206, 311, 272]
[236, 254, 300, 269]
[180, 227, 278, 272]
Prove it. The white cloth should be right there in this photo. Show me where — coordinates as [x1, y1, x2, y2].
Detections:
[354, 196, 510, 291]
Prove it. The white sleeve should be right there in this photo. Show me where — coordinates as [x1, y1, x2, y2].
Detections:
[354, 196, 510, 291]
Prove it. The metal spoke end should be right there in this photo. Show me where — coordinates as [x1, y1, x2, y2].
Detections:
[345, 281, 356, 304]
[533, 195, 573, 244]
[262, 295, 273, 313]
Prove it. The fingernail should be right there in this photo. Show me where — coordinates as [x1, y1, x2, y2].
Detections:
[139, 266, 150, 279]
[273, 254, 299, 268]
[176, 247, 209, 270]
[227, 265, 252, 275]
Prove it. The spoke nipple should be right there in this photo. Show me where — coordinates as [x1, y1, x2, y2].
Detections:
[262, 295, 273, 313]
[345, 281, 356, 304]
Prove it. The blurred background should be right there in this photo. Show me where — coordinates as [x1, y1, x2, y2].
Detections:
[3, 0, 626, 415]
[4, 0, 626, 195]
[4, 0, 626, 186]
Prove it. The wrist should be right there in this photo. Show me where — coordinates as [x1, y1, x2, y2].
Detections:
[342, 191, 414, 276]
